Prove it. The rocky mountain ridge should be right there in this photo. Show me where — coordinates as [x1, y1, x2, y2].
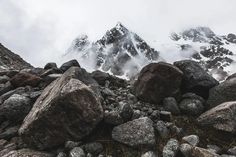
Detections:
[0, 43, 32, 71]
[67, 23, 161, 78]
[68, 24, 236, 81]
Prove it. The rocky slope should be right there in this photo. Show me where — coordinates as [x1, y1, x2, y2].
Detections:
[0, 43, 32, 71]
[0, 56, 236, 157]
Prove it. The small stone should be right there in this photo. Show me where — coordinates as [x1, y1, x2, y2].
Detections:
[160, 111, 172, 122]
[191, 147, 219, 157]
[82, 142, 103, 156]
[57, 152, 67, 157]
[104, 111, 124, 125]
[163, 97, 180, 115]
[155, 121, 170, 139]
[65, 141, 81, 151]
[163, 138, 179, 157]
[119, 103, 133, 121]
[69, 147, 85, 157]
[228, 146, 236, 155]
[182, 135, 199, 146]
[207, 145, 222, 154]
[180, 143, 192, 157]
[141, 151, 157, 157]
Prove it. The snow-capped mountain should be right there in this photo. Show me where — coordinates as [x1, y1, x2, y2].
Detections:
[67, 24, 236, 80]
[0, 43, 32, 71]
[170, 27, 236, 81]
[67, 23, 161, 78]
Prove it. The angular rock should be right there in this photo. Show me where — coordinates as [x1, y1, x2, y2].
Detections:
[182, 135, 199, 146]
[155, 120, 170, 139]
[44, 62, 57, 70]
[0, 82, 13, 96]
[179, 99, 204, 116]
[133, 62, 183, 104]
[2, 149, 53, 157]
[228, 146, 236, 155]
[191, 147, 220, 157]
[197, 101, 236, 133]
[81, 142, 103, 156]
[112, 117, 155, 147]
[10, 72, 42, 88]
[163, 138, 179, 157]
[180, 143, 193, 157]
[118, 103, 133, 121]
[19, 67, 103, 149]
[0, 76, 9, 84]
[60, 59, 80, 72]
[163, 97, 180, 115]
[207, 78, 236, 108]
[174, 60, 218, 99]
[104, 110, 124, 125]
[0, 94, 32, 122]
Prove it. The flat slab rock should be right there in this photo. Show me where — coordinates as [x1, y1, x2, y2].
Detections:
[197, 101, 236, 133]
[19, 67, 103, 150]
[112, 117, 156, 147]
[2, 149, 53, 157]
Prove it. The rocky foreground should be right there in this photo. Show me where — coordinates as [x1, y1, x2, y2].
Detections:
[0, 59, 236, 157]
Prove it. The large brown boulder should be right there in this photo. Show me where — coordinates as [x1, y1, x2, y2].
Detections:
[133, 62, 183, 104]
[197, 101, 236, 133]
[10, 72, 42, 88]
[19, 67, 103, 150]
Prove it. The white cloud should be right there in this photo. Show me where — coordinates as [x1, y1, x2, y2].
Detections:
[0, 0, 236, 67]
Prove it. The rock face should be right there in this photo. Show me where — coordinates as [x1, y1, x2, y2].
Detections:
[207, 78, 236, 109]
[133, 62, 183, 104]
[197, 101, 236, 133]
[19, 67, 103, 149]
[174, 60, 218, 99]
[112, 117, 155, 147]
[0, 43, 32, 70]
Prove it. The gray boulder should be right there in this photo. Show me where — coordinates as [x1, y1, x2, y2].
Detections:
[207, 78, 236, 109]
[182, 135, 199, 146]
[0, 94, 32, 122]
[179, 93, 205, 116]
[112, 117, 156, 147]
[197, 101, 236, 133]
[19, 67, 103, 149]
[163, 97, 180, 115]
[60, 59, 80, 72]
[174, 60, 218, 99]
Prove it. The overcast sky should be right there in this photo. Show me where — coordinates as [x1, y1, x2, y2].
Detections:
[0, 0, 236, 67]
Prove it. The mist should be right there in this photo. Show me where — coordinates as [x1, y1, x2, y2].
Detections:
[0, 0, 236, 67]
